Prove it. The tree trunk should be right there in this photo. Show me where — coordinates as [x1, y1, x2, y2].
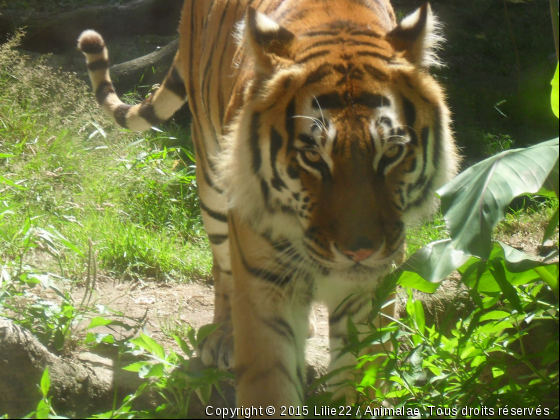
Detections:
[109, 39, 179, 95]
[0, 317, 237, 418]
[0, 317, 150, 417]
[0, 0, 183, 53]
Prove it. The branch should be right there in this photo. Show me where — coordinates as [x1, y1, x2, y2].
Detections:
[0, 0, 183, 53]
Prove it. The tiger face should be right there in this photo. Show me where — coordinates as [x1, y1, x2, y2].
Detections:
[225, 5, 456, 273]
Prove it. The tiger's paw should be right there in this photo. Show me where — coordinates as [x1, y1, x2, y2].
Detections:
[197, 321, 235, 370]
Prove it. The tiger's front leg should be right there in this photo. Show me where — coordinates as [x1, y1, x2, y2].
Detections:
[229, 212, 312, 414]
[322, 280, 397, 405]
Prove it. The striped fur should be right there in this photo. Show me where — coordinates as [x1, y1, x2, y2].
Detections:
[78, 0, 458, 413]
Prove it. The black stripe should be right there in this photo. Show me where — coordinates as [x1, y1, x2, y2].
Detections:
[297, 134, 316, 147]
[296, 50, 330, 64]
[356, 50, 392, 60]
[198, 162, 224, 194]
[260, 179, 271, 208]
[262, 317, 296, 344]
[363, 64, 389, 81]
[304, 64, 332, 86]
[355, 93, 390, 109]
[250, 113, 262, 174]
[114, 104, 131, 128]
[303, 30, 341, 37]
[87, 59, 109, 72]
[313, 92, 343, 110]
[240, 250, 292, 286]
[299, 38, 343, 54]
[199, 200, 228, 223]
[329, 296, 367, 326]
[272, 362, 305, 404]
[208, 234, 228, 245]
[95, 80, 115, 106]
[230, 217, 292, 287]
[347, 40, 385, 49]
[139, 102, 163, 126]
[402, 95, 416, 128]
[287, 161, 299, 180]
[164, 67, 187, 100]
[410, 127, 431, 191]
[270, 127, 288, 191]
[349, 29, 382, 38]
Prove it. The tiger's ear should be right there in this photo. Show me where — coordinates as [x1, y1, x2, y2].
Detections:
[245, 7, 295, 73]
[386, 3, 442, 67]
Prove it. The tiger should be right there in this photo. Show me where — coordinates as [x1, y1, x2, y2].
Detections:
[77, 0, 459, 413]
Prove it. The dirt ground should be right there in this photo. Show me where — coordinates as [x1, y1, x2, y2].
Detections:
[26, 222, 556, 368]
[25, 273, 332, 371]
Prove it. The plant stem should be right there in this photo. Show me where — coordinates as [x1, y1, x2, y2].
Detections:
[534, 266, 559, 299]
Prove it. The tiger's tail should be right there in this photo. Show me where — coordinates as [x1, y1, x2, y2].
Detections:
[77, 30, 187, 131]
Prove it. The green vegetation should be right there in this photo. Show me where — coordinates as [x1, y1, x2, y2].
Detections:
[0, 35, 211, 285]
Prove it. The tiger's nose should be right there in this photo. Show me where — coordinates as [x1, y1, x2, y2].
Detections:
[336, 236, 375, 262]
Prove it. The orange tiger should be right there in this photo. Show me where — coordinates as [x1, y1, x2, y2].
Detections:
[78, 0, 458, 413]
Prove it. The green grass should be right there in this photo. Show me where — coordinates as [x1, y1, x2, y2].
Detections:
[0, 34, 211, 283]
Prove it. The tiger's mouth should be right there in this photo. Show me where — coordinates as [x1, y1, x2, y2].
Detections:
[302, 234, 405, 272]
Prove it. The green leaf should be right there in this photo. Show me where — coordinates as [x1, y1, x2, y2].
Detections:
[543, 208, 559, 244]
[396, 240, 471, 293]
[480, 311, 511, 322]
[36, 400, 50, 419]
[174, 335, 194, 358]
[84, 332, 115, 344]
[86, 317, 113, 329]
[489, 259, 523, 312]
[460, 242, 558, 293]
[413, 300, 426, 335]
[196, 324, 220, 346]
[40, 367, 51, 398]
[130, 334, 166, 360]
[438, 139, 559, 259]
[122, 361, 148, 373]
[552, 63, 559, 118]
[492, 366, 506, 378]
[145, 363, 165, 378]
[195, 384, 212, 406]
[540, 156, 559, 198]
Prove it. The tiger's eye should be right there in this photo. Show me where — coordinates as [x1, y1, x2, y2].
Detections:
[384, 144, 402, 159]
[304, 150, 322, 163]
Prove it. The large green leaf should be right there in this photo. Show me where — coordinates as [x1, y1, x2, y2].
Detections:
[459, 242, 559, 293]
[438, 139, 559, 259]
[396, 240, 471, 293]
[552, 63, 559, 118]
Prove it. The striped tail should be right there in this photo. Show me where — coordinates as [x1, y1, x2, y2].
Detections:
[77, 30, 187, 131]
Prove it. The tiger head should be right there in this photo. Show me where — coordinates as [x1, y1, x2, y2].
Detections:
[224, 3, 459, 272]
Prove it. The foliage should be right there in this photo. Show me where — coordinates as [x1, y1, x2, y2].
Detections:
[552, 64, 559, 119]
[0, 34, 210, 282]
